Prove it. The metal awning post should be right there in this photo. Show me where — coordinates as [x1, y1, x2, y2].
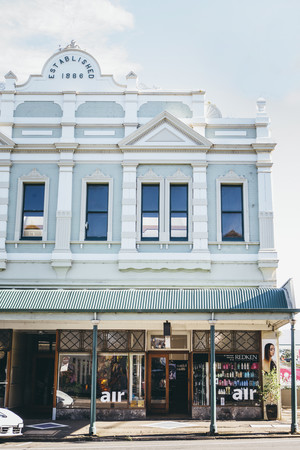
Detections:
[209, 317, 217, 435]
[89, 314, 99, 435]
[290, 317, 298, 434]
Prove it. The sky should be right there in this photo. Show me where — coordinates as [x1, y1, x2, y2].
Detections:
[0, 0, 299, 312]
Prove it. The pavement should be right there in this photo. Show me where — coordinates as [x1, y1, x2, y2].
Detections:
[10, 407, 300, 442]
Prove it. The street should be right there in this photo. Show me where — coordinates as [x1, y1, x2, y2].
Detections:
[0, 438, 300, 450]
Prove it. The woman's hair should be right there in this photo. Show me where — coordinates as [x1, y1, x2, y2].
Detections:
[264, 342, 275, 360]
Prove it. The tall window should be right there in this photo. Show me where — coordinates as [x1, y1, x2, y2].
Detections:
[85, 184, 108, 240]
[221, 185, 243, 240]
[141, 184, 159, 240]
[170, 184, 188, 240]
[21, 184, 45, 239]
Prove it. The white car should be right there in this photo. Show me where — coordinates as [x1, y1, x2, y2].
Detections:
[0, 408, 23, 437]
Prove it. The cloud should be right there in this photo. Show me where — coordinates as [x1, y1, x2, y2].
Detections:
[0, 0, 138, 83]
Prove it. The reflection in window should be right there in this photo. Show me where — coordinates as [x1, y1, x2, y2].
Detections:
[86, 184, 108, 240]
[97, 355, 128, 407]
[57, 355, 91, 408]
[221, 185, 243, 241]
[170, 184, 188, 240]
[22, 184, 44, 239]
[141, 184, 159, 240]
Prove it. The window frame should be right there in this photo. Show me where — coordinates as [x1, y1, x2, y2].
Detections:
[166, 170, 192, 242]
[79, 170, 113, 242]
[15, 169, 49, 241]
[169, 183, 189, 241]
[221, 184, 244, 241]
[141, 183, 160, 241]
[137, 170, 164, 242]
[216, 172, 249, 243]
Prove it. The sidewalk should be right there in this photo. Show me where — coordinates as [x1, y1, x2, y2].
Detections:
[17, 408, 300, 442]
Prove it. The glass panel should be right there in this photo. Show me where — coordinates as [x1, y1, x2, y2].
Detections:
[142, 213, 159, 239]
[151, 357, 166, 403]
[130, 354, 145, 407]
[97, 355, 128, 407]
[193, 353, 209, 405]
[151, 335, 187, 349]
[23, 184, 44, 211]
[142, 185, 159, 212]
[169, 358, 188, 413]
[86, 212, 108, 239]
[222, 212, 243, 240]
[216, 354, 260, 406]
[170, 185, 187, 212]
[87, 184, 108, 212]
[222, 185, 242, 212]
[170, 213, 187, 238]
[22, 213, 44, 238]
[57, 355, 91, 408]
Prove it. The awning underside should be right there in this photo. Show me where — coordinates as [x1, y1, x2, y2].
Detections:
[0, 287, 296, 312]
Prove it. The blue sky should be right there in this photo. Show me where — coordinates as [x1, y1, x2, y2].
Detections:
[1, 0, 300, 309]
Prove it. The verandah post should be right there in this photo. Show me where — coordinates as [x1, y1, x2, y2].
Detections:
[210, 319, 217, 435]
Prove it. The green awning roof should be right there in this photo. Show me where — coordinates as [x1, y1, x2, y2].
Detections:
[0, 287, 297, 313]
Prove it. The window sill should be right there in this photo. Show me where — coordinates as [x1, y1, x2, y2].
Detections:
[209, 241, 259, 250]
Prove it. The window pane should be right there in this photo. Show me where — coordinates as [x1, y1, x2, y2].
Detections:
[57, 355, 91, 409]
[97, 355, 128, 406]
[222, 213, 243, 239]
[171, 213, 187, 238]
[22, 213, 44, 237]
[130, 355, 145, 408]
[170, 185, 187, 212]
[87, 185, 108, 212]
[86, 212, 107, 239]
[142, 213, 159, 239]
[23, 184, 45, 211]
[142, 185, 159, 212]
[221, 185, 242, 212]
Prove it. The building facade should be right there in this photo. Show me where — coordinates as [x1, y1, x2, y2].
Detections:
[0, 42, 297, 422]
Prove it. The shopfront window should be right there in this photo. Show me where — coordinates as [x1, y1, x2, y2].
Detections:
[57, 354, 91, 408]
[129, 354, 145, 407]
[97, 354, 128, 407]
[216, 354, 260, 406]
[193, 353, 209, 406]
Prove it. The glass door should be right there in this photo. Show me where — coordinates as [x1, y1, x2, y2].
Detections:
[147, 353, 169, 413]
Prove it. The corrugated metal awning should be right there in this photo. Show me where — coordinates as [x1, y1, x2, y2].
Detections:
[0, 287, 297, 313]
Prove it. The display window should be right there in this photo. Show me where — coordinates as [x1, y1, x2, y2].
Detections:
[193, 353, 209, 406]
[57, 354, 91, 408]
[216, 354, 260, 406]
[96, 353, 145, 408]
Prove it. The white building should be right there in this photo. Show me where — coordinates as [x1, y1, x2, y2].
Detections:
[0, 42, 297, 423]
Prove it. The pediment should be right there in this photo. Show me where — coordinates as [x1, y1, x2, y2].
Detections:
[119, 111, 212, 149]
[0, 132, 15, 148]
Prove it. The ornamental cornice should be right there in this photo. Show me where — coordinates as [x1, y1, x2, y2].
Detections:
[251, 143, 276, 152]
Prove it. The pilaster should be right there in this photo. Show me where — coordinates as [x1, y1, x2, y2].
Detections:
[0, 154, 12, 270]
[60, 92, 76, 143]
[191, 162, 209, 252]
[256, 154, 278, 285]
[124, 72, 138, 137]
[51, 148, 75, 277]
[119, 162, 138, 254]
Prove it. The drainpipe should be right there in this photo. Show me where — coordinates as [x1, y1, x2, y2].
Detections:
[209, 313, 217, 435]
[89, 313, 99, 435]
[290, 316, 298, 434]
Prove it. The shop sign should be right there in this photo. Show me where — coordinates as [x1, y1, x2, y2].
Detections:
[232, 388, 257, 401]
[100, 391, 125, 402]
[220, 354, 258, 362]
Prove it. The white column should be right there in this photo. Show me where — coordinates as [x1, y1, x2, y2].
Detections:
[256, 153, 278, 285]
[192, 163, 209, 252]
[0, 155, 11, 270]
[51, 148, 75, 277]
[120, 162, 138, 253]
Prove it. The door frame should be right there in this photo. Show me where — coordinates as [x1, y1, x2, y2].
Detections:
[147, 351, 190, 415]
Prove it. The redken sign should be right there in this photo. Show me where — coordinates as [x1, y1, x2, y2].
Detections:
[48, 54, 95, 79]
